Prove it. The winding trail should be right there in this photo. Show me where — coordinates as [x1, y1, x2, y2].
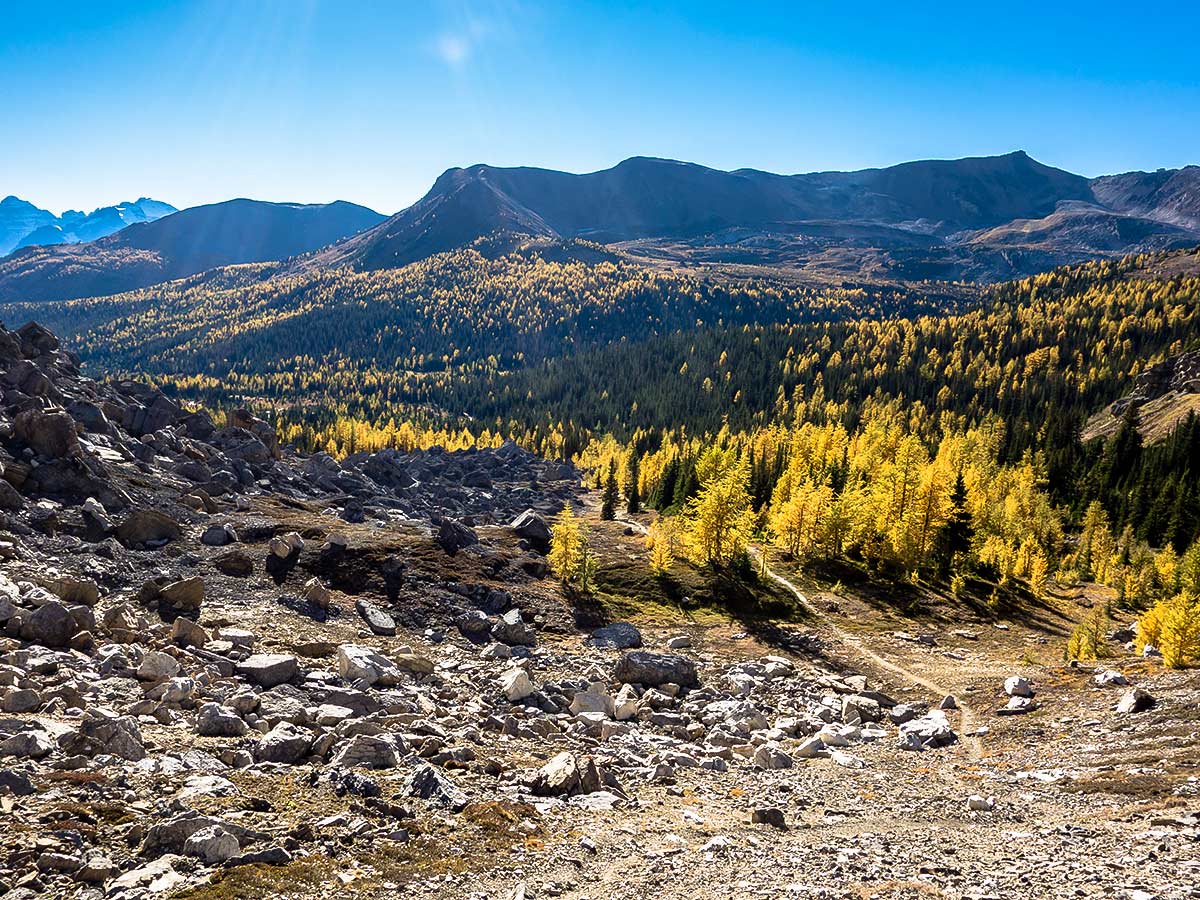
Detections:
[748, 546, 984, 761]
[615, 512, 982, 759]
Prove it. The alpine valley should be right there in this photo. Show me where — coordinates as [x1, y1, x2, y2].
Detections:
[1, 150, 1199, 900]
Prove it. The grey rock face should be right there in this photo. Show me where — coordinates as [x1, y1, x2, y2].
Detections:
[614, 651, 699, 688]
[356, 599, 397, 636]
[434, 516, 479, 554]
[510, 508, 552, 542]
[25, 599, 78, 648]
[197, 702, 249, 737]
[60, 709, 146, 761]
[406, 763, 468, 810]
[236, 653, 299, 688]
[589, 621, 643, 649]
[491, 609, 535, 646]
[254, 721, 313, 764]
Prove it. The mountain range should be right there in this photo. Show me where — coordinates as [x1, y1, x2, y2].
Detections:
[0, 199, 385, 302]
[0, 196, 176, 256]
[1, 152, 1197, 304]
[318, 152, 1200, 282]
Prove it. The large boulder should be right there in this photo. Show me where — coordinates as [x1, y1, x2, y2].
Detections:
[137, 651, 180, 682]
[183, 825, 240, 864]
[160, 577, 204, 612]
[59, 709, 145, 761]
[589, 622, 643, 649]
[117, 508, 181, 547]
[434, 517, 478, 555]
[1116, 687, 1156, 714]
[531, 752, 605, 797]
[491, 608, 535, 646]
[24, 600, 79, 648]
[336, 645, 403, 687]
[329, 734, 400, 769]
[510, 509, 552, 543]
[1004, 675, 1034, 698]
[500, 667, 535, 702]
[254, 722, 312, 764]
[898, 710, 958, 751]
[614, 651, 699, 688]
[13, 408, 79, 458]
[236, 654, 299, 688]
[356, 599, 396, 636]
[196, 703, 248, 737]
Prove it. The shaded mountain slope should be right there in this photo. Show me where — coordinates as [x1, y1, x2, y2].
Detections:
[0, 199, 384, 302]
[314, 152, 1197, 282]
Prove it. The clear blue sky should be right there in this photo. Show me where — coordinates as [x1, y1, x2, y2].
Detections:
[5, 0, 1199, 215]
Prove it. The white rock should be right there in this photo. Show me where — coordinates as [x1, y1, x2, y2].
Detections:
[967, 794, 995, 811]
[613, 684, 639, 721]
[752, 743, 793, 770]
[336, 644, 402, 687]
[1004, 675, 1034, 698]
[183, 825, 239, 864]
[500, 667, 535, 702]
[137, 651, 180, 682]
[570, 683, 615, 718]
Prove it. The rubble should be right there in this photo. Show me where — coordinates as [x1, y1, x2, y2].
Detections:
[0, 320, 1191, 899]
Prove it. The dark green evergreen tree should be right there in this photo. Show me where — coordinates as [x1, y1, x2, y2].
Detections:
[652, 457, 680, 510]
[937, 470, 974, 577]
[626, 452, 641, 515]
[601, 458, 619, 520]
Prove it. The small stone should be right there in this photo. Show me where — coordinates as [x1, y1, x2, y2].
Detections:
[967, 794, 995, 811]
[751, 807, 786, 829]
[356, 599, 397, 636]
[1115, 687, 1155, 714]
[1004, 675, 1034, 698]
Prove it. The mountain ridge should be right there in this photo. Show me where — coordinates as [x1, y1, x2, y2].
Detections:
[0, 198, 385, 302]
[0, 195, 176, 256]
[316, 152, 1199, 282]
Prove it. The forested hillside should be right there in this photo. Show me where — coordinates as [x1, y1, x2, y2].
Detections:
[4, 239, 1199, 606]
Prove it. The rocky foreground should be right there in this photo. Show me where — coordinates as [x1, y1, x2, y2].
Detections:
[0, 321, 1197, 900]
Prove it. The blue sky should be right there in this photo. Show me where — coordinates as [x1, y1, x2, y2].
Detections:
[4, 0, 1199, 215]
